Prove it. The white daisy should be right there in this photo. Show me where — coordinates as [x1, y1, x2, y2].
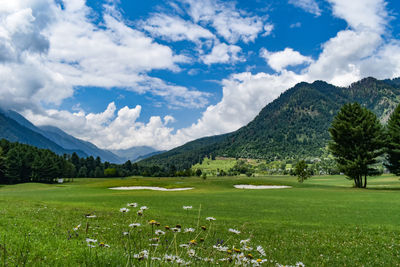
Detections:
[228, 228, 241, 234]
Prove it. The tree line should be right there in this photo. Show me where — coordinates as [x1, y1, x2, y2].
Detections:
[0, 139, 196, 184]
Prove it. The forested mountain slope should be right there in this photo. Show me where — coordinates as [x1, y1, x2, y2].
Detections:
[141, 77, 400, 169]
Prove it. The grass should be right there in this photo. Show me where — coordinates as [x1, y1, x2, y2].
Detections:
[1, 174, 400, 266]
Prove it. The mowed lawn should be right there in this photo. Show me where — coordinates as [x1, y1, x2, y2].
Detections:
[1, 175, 400, 266]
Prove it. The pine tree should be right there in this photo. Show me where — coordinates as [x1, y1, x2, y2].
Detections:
[386, 104, 400, 175]
[329, 103, 385, 188]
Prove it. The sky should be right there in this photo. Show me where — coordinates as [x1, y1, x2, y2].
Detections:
[1, 0, 400, 151]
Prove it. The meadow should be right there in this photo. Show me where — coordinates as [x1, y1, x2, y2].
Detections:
[1, 175, 400, 266]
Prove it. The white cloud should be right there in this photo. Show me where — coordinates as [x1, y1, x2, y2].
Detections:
[326, 0, 388, 33]
[140, 14, 215, 43]
[260, 48, 313, 72]
[24, 102, 178, 150]
[201, 43, 243, 65]
[184, 0, 270, 44]
[0, 0, 209, 112]
[174, 71, 305, 140]
[288, 0, 321, 16]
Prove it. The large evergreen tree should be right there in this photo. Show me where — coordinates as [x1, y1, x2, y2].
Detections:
[328, 103, 385, 188]
[386, 104, 400, 175]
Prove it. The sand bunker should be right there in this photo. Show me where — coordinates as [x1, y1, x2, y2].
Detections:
[234, 185, 291, 189]
[109, 186, 193, 191]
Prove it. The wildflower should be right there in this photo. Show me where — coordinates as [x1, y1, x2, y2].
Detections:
[256, 245, 266, 256]
[155, 230, 165, 235]
[165, 225, 170, 230]
[149, 219, 157, 225]
[179, 244, 189, 248]
[227, 249, 232, 254]
[137, 210, 143, 216]
[240, 238, 251, 245]
[99, 242, 110, 248]
[120, 208, 130, 213]
[86, 238, 97, 244]
[149, 237, 159, 242]
[129, 223, 141, 228]
[183, 206, 192, 210]
[151, 257, 161, 261]
[206, 217, 216, 221]
[257, 259, 262, 263]
[127, 203, 138, 207]
[134, 250, 148, 260]
[184, 228, 195, 233]
[140, 206, 148, 210]
[189, 239, 197, 245]
[149, 243, 159, 247]
[123, 232, 129, 236]
[229, 228, 241, 234]
[247, 253, 253, 259]
[188, 249, 196, 257]
[234, 248, 241, 253]
[172, 227, 181, 233]
[85, 214, 96, 218]
[213, 245, 228, 252]
[73, 224, 81, 231]
[200, 238, 204, 242]
[296, 262, 305, 267]
[175, 224, 182, 228]
[201, 226, 207, 231]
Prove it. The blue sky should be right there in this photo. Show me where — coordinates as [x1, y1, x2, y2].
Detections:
[1, 0, 400, 150]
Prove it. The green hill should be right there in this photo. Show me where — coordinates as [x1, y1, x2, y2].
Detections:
[141, 77, 400, 169]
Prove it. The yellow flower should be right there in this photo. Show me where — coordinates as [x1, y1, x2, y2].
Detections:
[189, 239, 197, 245]
[149, 220, 157, 225]
[234, 248, 241, 253]
[201, 226, 207, 231]
[257, 259, 262, 263]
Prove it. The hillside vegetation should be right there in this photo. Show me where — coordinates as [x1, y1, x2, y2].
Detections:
[142, 77, 400, 169]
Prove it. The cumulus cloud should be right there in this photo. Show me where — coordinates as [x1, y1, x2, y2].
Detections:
[24, 102, 179, 150]
[184, 0, 269, 44]
[260, 48, 313, 72]
[202, 43, 243, 65]
[288, 0, 321, 16]
[0, 0, 208, 112]
[140, 14, 214, 43]
[174, 71, 305, 139]
[326, 0, 388, 32]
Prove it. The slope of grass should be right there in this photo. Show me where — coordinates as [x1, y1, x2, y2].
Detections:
[1, 175, 400, 266]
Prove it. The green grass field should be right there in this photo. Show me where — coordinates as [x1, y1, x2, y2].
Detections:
[1, 175, 400, 266]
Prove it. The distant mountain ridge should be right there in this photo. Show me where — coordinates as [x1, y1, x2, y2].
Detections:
[141, 77, 400, 169]
[0, 109, 159, 163]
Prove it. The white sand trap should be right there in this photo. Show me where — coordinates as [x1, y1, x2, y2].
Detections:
[234, 184, 291, 189]
[109, 186, 193, 191]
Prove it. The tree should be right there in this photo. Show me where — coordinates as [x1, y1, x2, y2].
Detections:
[328, 103, 385, 188]
[294, 160, 311, 183]
[386, 103, 400, 175]
[0, 147, 6, 183]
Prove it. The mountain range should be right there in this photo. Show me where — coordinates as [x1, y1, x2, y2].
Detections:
[141, 77, 400, 169]
[0, 109, 159, 163]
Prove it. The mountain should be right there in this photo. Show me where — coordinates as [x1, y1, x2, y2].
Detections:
[0, 111, 87, 157]
[133, 150, 166, 162]
[110, 146, 159, 162]
[0, 109, 160, 163]
[37, 125, 122, 163]
[141, 77, 400, 169]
